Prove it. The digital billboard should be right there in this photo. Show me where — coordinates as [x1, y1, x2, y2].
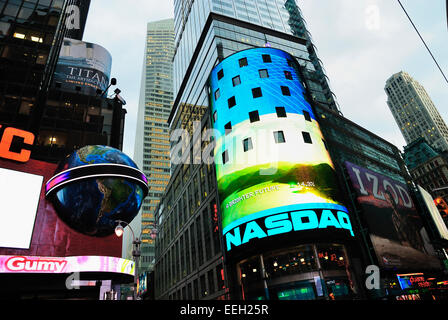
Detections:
[209, 48, 354, 254]
[53, 38, 112, 96]
[0, 168, 43, 249]
[0, 158, 122, 258]
[345, 161, 441, 269]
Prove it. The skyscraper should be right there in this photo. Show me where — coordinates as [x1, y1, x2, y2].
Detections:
[385, 71, 448, 152]
[129, 19, 174, 273]
[154, 0, 357, 301]
[154, 1, 445, 301]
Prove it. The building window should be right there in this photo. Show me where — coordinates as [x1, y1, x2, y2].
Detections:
[262, 54, 272, 63]
[213, 111, 217, 123]
[259, 69, 269, 79]
[303, 110, 311, 122]
[249, 110, 260, 123]
[214, 89, 220, 101]
[224, 121, 232, 134]
[281, 86, 291, 96]
[284, 71, 293, 80]
[252, 87, 262, 98]
[287, 59, 294, 67]
[217, 69, 224, 80]
[239, 57, 248, 67]
[222, 150, 229, 164]
[276, 106, 287, 118]
[274, 131, 286, 144]
[302, 132, 312, 144]
[228, 96, 236, 108]
[243, 137, 253, 152]
[232, 75, 241, 87]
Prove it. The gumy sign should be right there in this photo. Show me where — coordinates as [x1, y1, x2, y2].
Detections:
[0, 255, 135, 276]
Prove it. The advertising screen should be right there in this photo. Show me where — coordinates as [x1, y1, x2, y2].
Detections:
[0, 168, 43, 249]
[418, 185, 448, 241]
[0, 158, 122, 258]
[209, 48, 354, 254]
[0, 255, 134, 276]
[345, 161, 441, 269]
[53, 38, 112, 96]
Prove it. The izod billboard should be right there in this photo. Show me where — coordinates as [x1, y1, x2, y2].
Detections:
[208, 48, 355, 257]
[345, 161, 441, 270]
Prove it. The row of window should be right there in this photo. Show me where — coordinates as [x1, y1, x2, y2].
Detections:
[221, 108, 312, 136]
[221, 130, 321, 164]
[215, 106, 312, 132]
[217, 85, 292, 110]
[214, 69, 293, 101]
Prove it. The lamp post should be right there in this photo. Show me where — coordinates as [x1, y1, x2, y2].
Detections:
[115, 220, 140, 300]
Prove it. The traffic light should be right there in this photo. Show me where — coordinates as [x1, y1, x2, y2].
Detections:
[434, 198, 448, 218]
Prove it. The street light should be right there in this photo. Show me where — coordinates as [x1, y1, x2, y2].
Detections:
[115, 220, 140, 300]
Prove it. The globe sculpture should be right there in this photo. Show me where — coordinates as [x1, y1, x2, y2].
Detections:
[45, 145, 149, 237]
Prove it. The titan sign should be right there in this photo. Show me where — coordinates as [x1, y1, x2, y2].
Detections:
[345, 161, 441, 269]
[54, 38, 112, 96]
[208, 48, 354, 253]
[0, 125, 34, 163]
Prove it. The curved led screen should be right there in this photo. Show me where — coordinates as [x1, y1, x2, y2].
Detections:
[54, 38, 112, 96]
[209, 48, 354, 254]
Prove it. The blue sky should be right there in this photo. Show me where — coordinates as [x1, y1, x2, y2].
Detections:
[83, 0, 448, 157]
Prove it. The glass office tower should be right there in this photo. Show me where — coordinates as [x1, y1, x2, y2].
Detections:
[128, 19, 174, 273]
[154, 0, 356, 301]
[0, 0, 69, 132]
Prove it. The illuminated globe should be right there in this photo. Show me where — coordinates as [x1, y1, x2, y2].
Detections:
[45, 145, 148, 237]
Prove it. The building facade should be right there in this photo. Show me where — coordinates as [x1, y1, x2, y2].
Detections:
[153, 0, 447, 301]
[385, 71, 448, 152]
[0, 0, 125, 163]
[404, 138, 448, 211]
[154, 0, 357, 301]
[128, 19, 174, 273]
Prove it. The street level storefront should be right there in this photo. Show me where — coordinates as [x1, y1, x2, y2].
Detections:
[381, 271, 448, 300]
[0, 255, 134, 299]
[236, 243, 356, 300]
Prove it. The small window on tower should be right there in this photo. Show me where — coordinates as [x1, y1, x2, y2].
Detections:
[214, 89, 220, 101]
[239, 57, 248, 67]
[281, 86, 291, 96]
[262, 54, 272, 63]
[284, 71, 293, 80]
[274, 131, 286, 144]
[249, 110, 260, 123]
[243, 138, 253, 152]
[259, 69, 269, 79]
[276, 107, 287, 118]
[302, 132, 312, 144]
[228, 96, 236, 108]
[252, 87, 262, 98]
[217, 69, 224, 80]
[224, 122, 232, 135]
[303, 110, 311, 122]
[232, 75, 241, 87]
[222, 150, 229, 164]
